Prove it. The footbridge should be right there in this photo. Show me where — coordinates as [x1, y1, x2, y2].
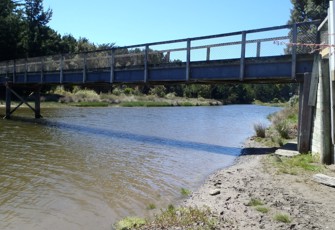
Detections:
[2, 18, 335, 164]
[0, 22, 318, 86]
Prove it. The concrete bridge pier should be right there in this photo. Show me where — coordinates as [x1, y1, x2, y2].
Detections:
[4, 84, 42, 119]
[309, 53, 333, 164]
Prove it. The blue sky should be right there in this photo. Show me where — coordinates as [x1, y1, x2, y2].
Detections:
[43, 0, 293, 47]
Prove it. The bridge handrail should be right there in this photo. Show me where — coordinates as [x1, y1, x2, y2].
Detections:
[0, 20, 320, 83]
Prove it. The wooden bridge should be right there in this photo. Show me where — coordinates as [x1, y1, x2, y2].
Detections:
[0, 21, 319, 86]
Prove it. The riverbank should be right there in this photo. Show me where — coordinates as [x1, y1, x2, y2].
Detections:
[183, 139, 335, 229]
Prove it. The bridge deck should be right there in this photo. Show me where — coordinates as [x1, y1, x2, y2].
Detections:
[0, 55, 313, 85]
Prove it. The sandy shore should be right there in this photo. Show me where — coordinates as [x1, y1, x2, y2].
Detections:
[184, 139, 335, 230]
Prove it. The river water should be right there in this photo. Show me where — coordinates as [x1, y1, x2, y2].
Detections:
[0, 105, 281, 229]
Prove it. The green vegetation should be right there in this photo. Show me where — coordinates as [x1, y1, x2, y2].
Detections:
[270, 153, 324, 175]
[114, 216, 146, 230]
[274, 213, 291, 223]
[119, 101, 171, 107]
[146, 203, 156, 210]
[254, 123, 267, 138]
[114, 206, 216, 230]
[247, 198, 264, 207]
[253, 96, 300, 147]
[180, 188, 191, 197]
[255, 206, 270, 214]
[145, 206, 215, 229]
[72, 102, 109, 107]
[44, 86, 224, 107]
[247, 198, 270, 214]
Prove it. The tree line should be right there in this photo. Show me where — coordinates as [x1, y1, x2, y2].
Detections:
[0, 0, 329, 104]
[0, 0, 111, 61]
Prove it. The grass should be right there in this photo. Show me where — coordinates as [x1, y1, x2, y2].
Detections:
[114, 216, 146, 230]
[254, 123, 267, 138]
[115, 206, 217, 229]
[274, 213, 291, 223]
[72, 101, 109, 107]
[255, 206, 269, 213]
[247, 198, 263, 206]
[180, 188, 191, 196]
[144, 206, 216, 229]
[146, 203, 156, 210]
[271, 153, 324, 175]
[119, 101, 171, 107]
[254, 101, 299, 147]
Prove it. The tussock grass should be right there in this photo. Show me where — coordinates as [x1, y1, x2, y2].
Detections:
[254, 98, 299, 147]
[274, 213, 291, 223]
[254, 123, 267, 138]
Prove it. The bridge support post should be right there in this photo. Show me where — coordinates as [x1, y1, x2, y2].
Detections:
[298, 73, 313, 153]
[34, 89, 42, 119]
[5, 84, 11, 119]
[3, 85, 42, 119]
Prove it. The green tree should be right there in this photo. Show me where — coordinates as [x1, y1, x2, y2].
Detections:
[22, 0, 53, 57]
[0, 0, 23, 60]
[288, 0, 328, 23]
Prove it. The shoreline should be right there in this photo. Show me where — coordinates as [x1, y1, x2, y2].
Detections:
[183, 138, 335, 229]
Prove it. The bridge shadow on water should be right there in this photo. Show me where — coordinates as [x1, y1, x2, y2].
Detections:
[7, 116, 247, 157]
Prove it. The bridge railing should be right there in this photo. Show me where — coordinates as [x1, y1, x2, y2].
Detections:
[0, 21, 319, 83]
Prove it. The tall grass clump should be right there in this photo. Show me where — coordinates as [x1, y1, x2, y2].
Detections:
[270, 101, 299, 140]
[254, 123, 267, 138]
[274, 213, 291, 223]
[143, 206, 216, 229]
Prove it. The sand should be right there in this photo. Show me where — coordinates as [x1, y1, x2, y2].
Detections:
[184, 139, 335, 230]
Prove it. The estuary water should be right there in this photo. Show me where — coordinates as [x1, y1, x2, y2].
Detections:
[0, 105, 281, 229]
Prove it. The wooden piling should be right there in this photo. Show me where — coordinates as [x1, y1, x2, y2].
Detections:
[298, 73, 313, 153]
[5, 85, 11, 119]
[34, 90, 42, 119]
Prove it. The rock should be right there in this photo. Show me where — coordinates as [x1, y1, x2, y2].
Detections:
[209, 189, 221, 196]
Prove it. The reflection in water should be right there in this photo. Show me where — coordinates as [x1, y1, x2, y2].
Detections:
[0, 105, 281, 229]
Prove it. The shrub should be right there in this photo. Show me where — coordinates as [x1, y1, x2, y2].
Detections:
[124, 87, 134, 95]
[74, 89, 100, 102]
[254, 123, 267, 138]
[149, 86, 166, 98]
[112, 87, 122, 96]
[288, 95, 299, 107]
